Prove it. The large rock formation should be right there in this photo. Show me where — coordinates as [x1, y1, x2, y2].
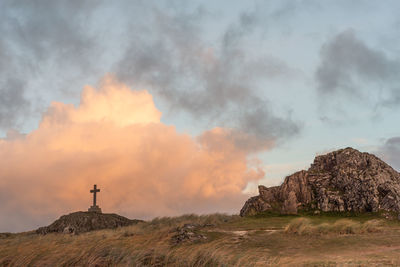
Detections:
[36, 212, 142, 234]
[240, 147, 400, 216]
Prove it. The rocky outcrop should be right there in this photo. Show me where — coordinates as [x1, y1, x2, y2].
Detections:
[170, 223, 209, 245]
[240, 147, 400, 216]
[36, 211, 142, 234]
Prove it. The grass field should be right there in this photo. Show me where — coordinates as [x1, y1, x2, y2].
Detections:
[2, 212, 400, 266]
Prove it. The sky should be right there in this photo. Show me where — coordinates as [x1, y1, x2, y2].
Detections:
[0, 0, 400, 232]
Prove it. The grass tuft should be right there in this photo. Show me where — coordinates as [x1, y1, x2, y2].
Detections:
[284, 218, 384, 235]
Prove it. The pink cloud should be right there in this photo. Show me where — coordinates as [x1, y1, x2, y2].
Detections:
[0, 76, 265, 232]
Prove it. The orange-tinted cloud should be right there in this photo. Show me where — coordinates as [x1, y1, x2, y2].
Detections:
[0, 76, 265, 232]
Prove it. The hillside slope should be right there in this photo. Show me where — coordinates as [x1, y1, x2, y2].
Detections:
[1, 213, 400, 266]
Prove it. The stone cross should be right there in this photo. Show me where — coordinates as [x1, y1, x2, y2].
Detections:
[88, 184, 102, 213]
[90, 184, 100, 206]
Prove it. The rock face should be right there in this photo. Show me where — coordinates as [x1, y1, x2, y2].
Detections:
[36, 212, 142, 234]
[240, 147, 400, 216]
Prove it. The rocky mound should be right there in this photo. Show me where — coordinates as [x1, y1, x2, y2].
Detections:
[170, 223, 209, 246]
[36, 212, 142, 234]
[241, 147, 400, 216]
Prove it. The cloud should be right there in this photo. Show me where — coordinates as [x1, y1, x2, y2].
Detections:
[0, 79, 30, 129]
[0, 2, 302, 231]
[315, 29, 400, 106]
[0, 33, 29, 129]
[381, 88, 400, 107]
[0, 0, 99, 130]
[376, 137, 400, 171]
[115, 5, 300, 151]
[0, 1, 300, 149]
[0, 76, 265, 232]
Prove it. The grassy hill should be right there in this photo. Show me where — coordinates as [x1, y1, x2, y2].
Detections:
[2, 212, 400, 266]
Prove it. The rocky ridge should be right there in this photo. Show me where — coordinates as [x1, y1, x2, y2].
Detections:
[36, 211, 142, 234]
[240, 147, 400, 216]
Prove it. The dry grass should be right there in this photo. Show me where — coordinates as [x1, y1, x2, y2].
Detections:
[284, 218, 384, 235]
[1, 213, 400, 266]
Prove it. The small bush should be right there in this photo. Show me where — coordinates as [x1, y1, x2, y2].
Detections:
[284, 218, 383, 235]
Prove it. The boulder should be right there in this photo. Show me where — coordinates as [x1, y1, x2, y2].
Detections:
[240, 147, 400, 216]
